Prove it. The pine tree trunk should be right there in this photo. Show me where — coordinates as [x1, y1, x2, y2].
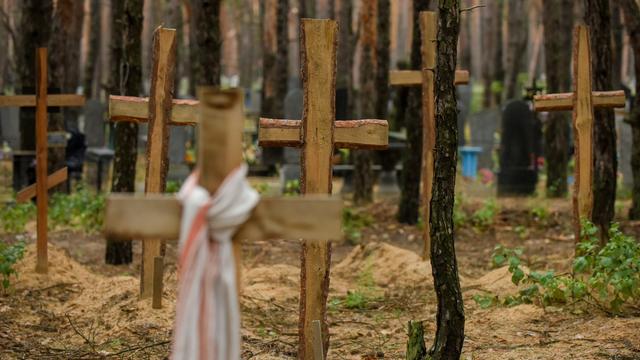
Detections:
[620, 0, 640, 220]
[610, 2, 623, 87]
[299, 0, 315, 18]
[17, 0, 52, 152]
[49, 0, 84, 172]
[429, 1, 465, 358]
[491, 1, 504, 106]
[541, 0, 572, 198]
[376, 0, 390, 121]
[397, 0, 430, 224]
[190, 0, 221, 87]
[275, 0, 289, 114]
[503, 0, 528, 101]
[84, 0, 101, 99]
[336, 0, 354, 108]
[261, 0, 278, 117]
[585, 0, 616, 243]
[353, 0, 377, 205]
[105, 0, 144, 265]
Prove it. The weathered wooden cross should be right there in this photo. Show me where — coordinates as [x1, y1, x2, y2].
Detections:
[389, 11, 469, 260]
[108, 27, 199, 298]
[533, 25, 626, 243]
[0, 48, 85, 273]
[258, 19, 389, 358]
[103, 88, 342, 336]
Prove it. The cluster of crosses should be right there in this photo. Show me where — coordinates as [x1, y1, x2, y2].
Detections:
[1, 11, 627, 360]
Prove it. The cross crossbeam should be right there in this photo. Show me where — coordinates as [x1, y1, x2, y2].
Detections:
[0, 48, 85, 273]
[533, 25, 626, 243]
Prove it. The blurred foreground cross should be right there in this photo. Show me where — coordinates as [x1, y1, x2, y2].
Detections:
[103, 89, 343, 317]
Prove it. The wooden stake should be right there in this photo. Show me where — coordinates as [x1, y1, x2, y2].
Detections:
[533, 25, 626, 243]
[140, 28, 178, 299]
[35, 48, 48, 273]
[152, 256, 164, 309]
[388, 11, 470, 261]
[311, 320, 324, 360]
[258, 19, 389, 358]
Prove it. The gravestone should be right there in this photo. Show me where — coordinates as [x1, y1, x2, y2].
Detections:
[83, 99, 106, 147]
[280, 88, 303, 193]
[497, 100, 542, 196]
[0, 107, 20, 149]
[468, 108, 500, 170]
[167, 126, 191, 182]
[457, 85, 472, 146]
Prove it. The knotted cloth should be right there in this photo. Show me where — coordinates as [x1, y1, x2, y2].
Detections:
[172, 164, 259, 360]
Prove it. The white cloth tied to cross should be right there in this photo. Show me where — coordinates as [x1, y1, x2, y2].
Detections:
[172, 164, 259, 360]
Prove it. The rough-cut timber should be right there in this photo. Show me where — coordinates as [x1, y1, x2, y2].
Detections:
[140, 28, 178, 299]
[542, 0, 573, 197]
[585, 0, 617, 243]
[620, 0, 640, 220]
[16, 167, 68, 203]
[35, 49, 48, 273]
[429, 1, 465, 358]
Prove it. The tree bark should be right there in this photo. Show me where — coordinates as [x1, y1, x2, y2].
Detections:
[275, 0, 289, 115]
[49, 0, 84, 173]
[429, 0, 465, 358]
[336, 0, 354, 108]
[376, 0, 390, 122]
[585, 0, 616, 243]
[541, 0, 572, 198]
[261, 0, 278, 117]
[17, 0, 52, 152]
[503, 0, 528, 101]
[610, 1, 623, 87]
[353, 0, 377, 205]
[105, 0, 144, 265]
[397, 0, 430, 224]
[83, 0, 101, 99]
[190, 0, 221, 87]
[620, 0, 640, 220]
[299, 0, 315, 18]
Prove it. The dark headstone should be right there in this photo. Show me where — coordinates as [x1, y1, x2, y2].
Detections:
[168, 126, 191, 182]
[83, 100, 106, 147]
[279, 88, 304, 192]
[468, 108, 500, 170]
[0, 107, 20, 149]
[497, 100, 542, 196]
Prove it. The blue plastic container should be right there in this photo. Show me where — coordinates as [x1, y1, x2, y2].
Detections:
[459, 146, 482, 179]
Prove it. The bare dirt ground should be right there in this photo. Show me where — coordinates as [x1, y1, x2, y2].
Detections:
[1, 189, 640, 359]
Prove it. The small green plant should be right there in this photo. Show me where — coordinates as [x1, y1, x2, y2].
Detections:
[283, 179, 300, 196]
[342, 207, 372, 245]
[344, 290, 369, 309]
[453, 194, 467, 227]
[514, 225, 529, 239]
[475, 220, 640, 312]
[49, 186, 105, 233]
[331, 258, 380, 310]
[165, 180, 181, 193]
[253, 182, 270, 194]
[531, 204, 549, 223]
[0, 240, 26, 291]
[0, 202, 36, 233]
[470, 198, 498, 230]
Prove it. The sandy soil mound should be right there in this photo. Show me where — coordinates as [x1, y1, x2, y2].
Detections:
[243, 264, 300, 301]
[464, 265, 527, 296]
[333, 242, 434, 289]
[9, 244, 175, 348]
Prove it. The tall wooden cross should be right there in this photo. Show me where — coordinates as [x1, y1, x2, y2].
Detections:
[533, 25, 626, 243]
[107, 27, 199, 298]
[0, 48, 85, 273]
[103, 87, 342, 325]
[258, 19, 388, 358]
[389, 11, 469, 260]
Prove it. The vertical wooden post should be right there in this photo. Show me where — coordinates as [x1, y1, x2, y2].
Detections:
[299, 19, 337, 360]
[197, 88, 245, 287]
[311, 320, 324, 360]
[420, 12, 437, 261]
[35, 48, 48, 274]
[152, 256, 164, 309]
[140, 28, 177, 298]
[573, 25, 594, 237]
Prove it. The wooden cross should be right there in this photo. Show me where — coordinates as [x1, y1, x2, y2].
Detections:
[533, 25, 625, 243]
[108, 27, 200, 298]
[389, 11, 469, 260]
[0, 48, 85, 273]
[103, 87, 342, 319]
[258, 19, 389, 358]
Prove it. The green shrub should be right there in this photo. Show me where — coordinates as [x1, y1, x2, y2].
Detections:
[0, 240, 26, 291]
[49, 186, 105, 233]
[0, 202, 36, 233]
[471, 198, 498, 230]
[475, 220, 640, 312]
[342, 207, 372, 245]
